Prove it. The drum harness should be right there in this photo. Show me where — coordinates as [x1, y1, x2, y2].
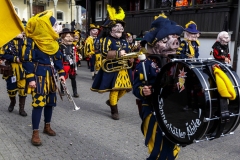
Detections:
[205, 62, 230, 138]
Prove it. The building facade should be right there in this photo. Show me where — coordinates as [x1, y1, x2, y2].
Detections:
[11, 0, 85, 30]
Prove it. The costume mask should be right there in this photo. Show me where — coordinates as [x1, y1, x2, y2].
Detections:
[53, 22, 62, 34]
[16, 33, 24, 39]
[218, 31, 230, 46]
[62, 33, 74, 45]
[151, 35, 180, 55]
[110, 23, 124, 39]
[90, 29, 99, 38]
[184, 31, 198, 41]
[74, 34, 80, 42]
[126, 35, 133, 44]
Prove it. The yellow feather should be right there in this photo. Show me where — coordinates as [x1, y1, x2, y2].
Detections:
[115, 7, 125, 20]
[107, 4, 116, 20]
[185, 21, 196, 28]
[154, 13, 167, 20]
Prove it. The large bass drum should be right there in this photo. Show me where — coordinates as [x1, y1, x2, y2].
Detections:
[152, 59, 240, 146]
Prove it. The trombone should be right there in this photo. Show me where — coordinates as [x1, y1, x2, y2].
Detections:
[60, 81, 80, 111]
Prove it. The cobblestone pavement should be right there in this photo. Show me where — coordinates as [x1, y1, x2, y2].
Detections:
[0, 61, 239, 160]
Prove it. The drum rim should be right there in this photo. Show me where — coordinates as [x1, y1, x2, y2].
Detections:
[152, 61, 212, 145]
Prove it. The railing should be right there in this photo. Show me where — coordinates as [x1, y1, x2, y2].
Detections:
[125, 2, 233, 15]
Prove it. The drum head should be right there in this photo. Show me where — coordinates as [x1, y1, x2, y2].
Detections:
[152, 60, 240, 146]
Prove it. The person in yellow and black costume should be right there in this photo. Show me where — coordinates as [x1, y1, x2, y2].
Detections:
[176, 21, 200, 59]
[22, 10, 65, 146]
[0, 33, 27, 116]
[84, 24, 100, 80]
[133, 14, 184, 159]
[73, 29, 82, 67]
[91, 5, 132, 120]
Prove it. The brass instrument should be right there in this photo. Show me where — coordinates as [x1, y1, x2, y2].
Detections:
[101, 52, 140, 73]
[60, 81, 80, 111]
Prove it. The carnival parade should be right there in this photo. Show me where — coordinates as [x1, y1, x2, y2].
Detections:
[0, 0, 239, 159]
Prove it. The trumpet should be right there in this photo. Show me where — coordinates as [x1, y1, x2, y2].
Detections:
[102, 52, 140, 73]
[60, 81, 80, 111]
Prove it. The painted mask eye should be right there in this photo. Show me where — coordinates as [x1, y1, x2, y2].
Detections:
[162, 37, 168, 43]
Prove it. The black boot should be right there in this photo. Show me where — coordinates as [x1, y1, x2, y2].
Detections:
[60, 82, 65, 96]
[8, 97, 16, 112]
[71, 78, 79, 97]
[19, 96, 27, 116]
[106, 100, 119, 120]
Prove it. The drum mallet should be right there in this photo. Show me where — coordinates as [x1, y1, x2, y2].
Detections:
[138, 52, 148, 84]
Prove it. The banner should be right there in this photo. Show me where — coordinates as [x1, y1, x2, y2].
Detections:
[0, 0, 25, 47]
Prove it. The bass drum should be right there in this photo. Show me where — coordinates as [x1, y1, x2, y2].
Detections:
[152, 59, 240, 146]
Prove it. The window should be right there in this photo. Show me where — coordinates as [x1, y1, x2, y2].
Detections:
[95, 0, 108, 21]
[96, 2, 102, 18]
[57, 11, 63, 21]
[144, 0, 150, 9]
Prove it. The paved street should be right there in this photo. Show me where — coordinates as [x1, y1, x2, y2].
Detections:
[0, 61, 239, 160]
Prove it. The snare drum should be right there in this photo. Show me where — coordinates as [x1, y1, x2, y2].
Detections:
[152, 59, 240, 146]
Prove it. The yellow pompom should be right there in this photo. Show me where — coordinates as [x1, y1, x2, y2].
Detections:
[185, 21, 197, 29]
[154, 13, 167, 20]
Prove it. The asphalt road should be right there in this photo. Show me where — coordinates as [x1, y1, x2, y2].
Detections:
[0, 61, 239, 160]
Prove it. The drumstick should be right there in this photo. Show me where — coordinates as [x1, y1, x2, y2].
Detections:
[138, 53, 148, 84]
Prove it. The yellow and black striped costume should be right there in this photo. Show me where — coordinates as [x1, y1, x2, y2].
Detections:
[0, 38, 26, 97]
[22, 38, 65, 107]
[91, 36, 132, 106]
[133, 57, 180, 160]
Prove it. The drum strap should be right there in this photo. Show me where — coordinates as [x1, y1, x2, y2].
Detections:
[206, 63, 216, 82]
[206, 63, 230, 138]
[219, 97, 230, 123]
[213, 97, 230, 138]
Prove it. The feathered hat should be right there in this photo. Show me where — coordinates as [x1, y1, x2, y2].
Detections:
[141, 13, 184, 46]
[102, 4, 125, 28]
[184, 21, 200, 34]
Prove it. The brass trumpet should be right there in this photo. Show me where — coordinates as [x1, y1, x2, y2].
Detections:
[102, 52, 140, 73]
[60, 81, 80, 111]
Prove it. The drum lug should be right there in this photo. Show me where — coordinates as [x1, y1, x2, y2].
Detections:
[230, 113, 240, 117]
[203, 117, 219, 122]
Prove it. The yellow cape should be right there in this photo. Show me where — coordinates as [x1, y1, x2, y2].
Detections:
[25, 10, 59, 55]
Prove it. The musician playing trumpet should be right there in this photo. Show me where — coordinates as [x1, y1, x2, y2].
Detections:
[59, 28, 79, 98]
[91, 5, 133, 120]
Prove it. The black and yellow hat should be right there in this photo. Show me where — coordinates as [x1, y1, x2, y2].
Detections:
[89, 24, 100, 30]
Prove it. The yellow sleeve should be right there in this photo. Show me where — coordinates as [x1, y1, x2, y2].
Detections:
[84, 37, 95, 57]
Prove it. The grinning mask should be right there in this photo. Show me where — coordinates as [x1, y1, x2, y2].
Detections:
[90, 29, 99, 38]
[110, 23, 124, 39]
[217, 31, 230, 46]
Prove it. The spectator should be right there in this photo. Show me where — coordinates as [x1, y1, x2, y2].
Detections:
[22, 18, 27, 27]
